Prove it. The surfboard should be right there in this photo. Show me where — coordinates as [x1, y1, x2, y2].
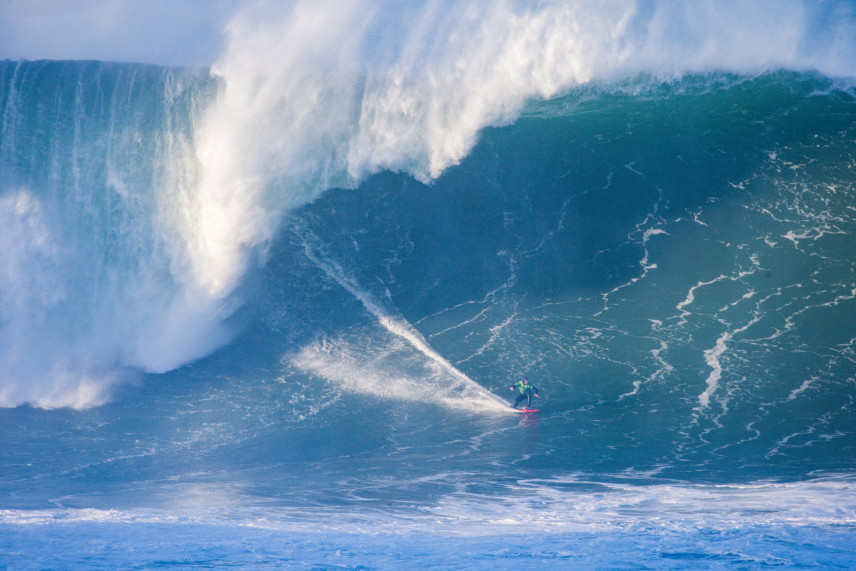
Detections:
[515, 408, 539, 413]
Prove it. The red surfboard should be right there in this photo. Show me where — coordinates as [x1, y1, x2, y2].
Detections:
[515, 409, 539, 413]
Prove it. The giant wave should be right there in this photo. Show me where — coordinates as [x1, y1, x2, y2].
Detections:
[2, 0, 856, 567]
[2, 0, 855, 408]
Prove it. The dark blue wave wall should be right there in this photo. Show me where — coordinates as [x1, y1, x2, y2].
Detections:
[270, 72, 856, 480]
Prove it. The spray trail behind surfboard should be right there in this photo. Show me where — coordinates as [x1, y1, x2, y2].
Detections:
[289, 221, 510, 412]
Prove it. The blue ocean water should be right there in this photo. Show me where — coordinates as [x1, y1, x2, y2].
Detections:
[3, 2, 856, 568]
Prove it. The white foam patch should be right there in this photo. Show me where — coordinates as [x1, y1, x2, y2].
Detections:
[420, 475, 856, 534]
[3, 475, 855, 536]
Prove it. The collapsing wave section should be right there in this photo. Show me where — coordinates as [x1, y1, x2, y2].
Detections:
[290, 225, 509, 412]
[189, 0, 856, 311]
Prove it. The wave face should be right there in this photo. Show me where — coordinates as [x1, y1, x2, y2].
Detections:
[2, 1, 856, 567]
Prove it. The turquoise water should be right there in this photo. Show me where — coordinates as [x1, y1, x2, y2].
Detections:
[2, 3, 856, 567]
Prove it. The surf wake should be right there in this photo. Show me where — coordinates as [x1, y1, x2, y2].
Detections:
[290, 224, 509, 412]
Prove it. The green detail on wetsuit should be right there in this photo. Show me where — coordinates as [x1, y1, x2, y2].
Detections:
[513, 380, 535, 394]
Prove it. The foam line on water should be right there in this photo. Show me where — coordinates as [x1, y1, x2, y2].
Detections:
[4, 475, 855, 532]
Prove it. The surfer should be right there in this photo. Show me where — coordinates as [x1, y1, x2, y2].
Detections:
[509, 376, 539, 409]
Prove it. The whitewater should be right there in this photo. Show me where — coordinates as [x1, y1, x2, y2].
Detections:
[2, 0, 856, 568]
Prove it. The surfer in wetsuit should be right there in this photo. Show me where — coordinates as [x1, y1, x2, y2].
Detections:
[509, 376, 539, 409]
